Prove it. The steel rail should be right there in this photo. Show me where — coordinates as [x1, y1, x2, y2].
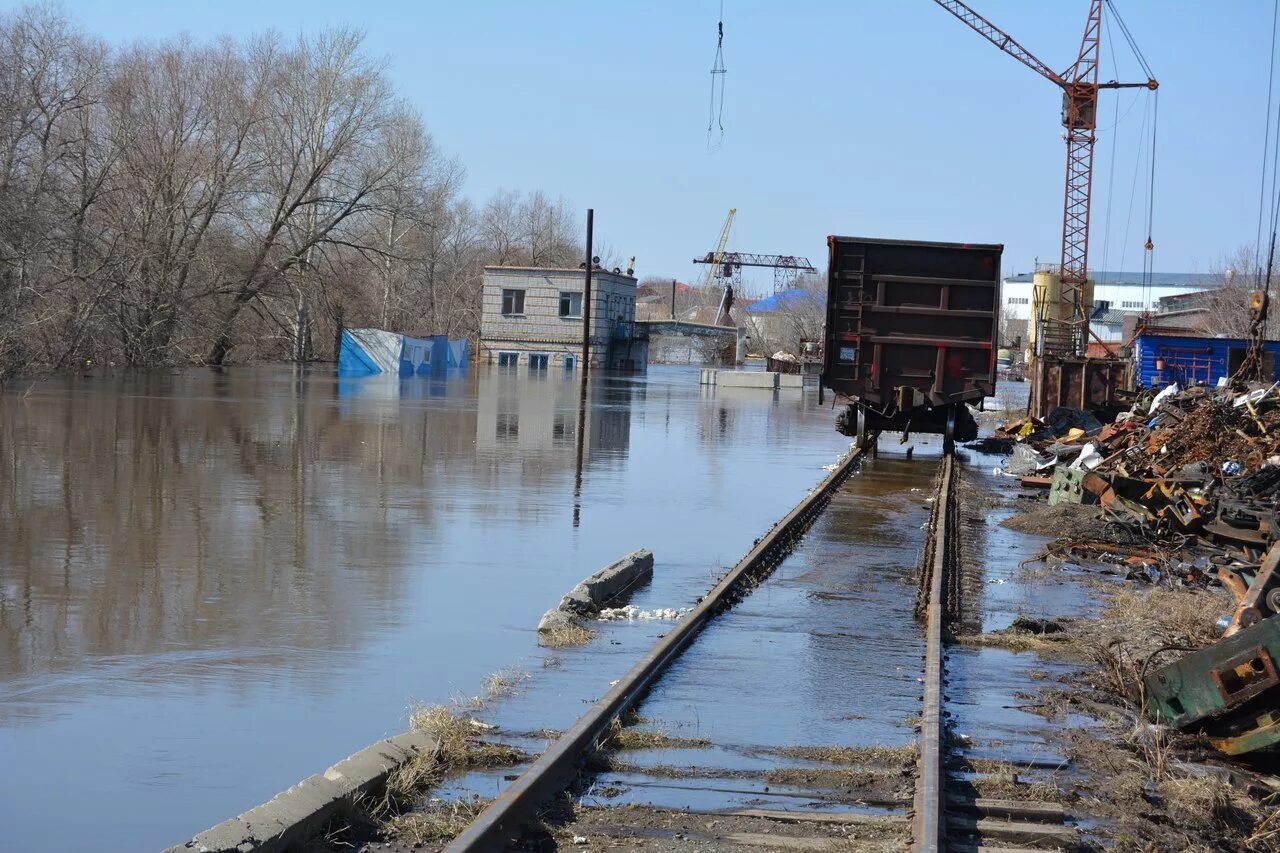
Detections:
[912, 452, 956, 852]
[444, 438, 876, 852]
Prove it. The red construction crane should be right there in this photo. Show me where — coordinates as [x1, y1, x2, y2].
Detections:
[933, 0, 1157, 357]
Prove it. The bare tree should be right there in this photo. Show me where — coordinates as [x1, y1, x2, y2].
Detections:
[0, 7, 605, 378]
[742, 275, 826, 356]
[1195, 244, 1269, 338]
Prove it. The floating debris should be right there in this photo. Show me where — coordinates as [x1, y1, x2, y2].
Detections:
[598, 605, 688, 622]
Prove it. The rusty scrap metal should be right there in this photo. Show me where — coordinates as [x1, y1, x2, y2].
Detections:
[1001, 378, 1280, 756]
[1143, 615, 1280, 756]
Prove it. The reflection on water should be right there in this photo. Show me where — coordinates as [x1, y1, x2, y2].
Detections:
[0, 364, 845, 852]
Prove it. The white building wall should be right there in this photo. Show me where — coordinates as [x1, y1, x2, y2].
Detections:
[478, 267, 638, 366]
[999, 276, 1216, 321]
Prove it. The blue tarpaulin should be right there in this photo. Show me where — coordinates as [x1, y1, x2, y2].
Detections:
[339, 328, 469, 377]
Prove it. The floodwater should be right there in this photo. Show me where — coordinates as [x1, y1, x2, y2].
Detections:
[0, 364, 849, 852]
[438, 439, 944, 818]
[946, 444, 1104, 796]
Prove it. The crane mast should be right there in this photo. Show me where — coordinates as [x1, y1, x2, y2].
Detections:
[1056, 1, 1103, 357]
[933, 0, 1156, 358]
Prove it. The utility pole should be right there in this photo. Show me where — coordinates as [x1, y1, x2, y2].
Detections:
[574, 208, 594, 529]
[581, 209, 594, 376]
[671, 279, 676, 320]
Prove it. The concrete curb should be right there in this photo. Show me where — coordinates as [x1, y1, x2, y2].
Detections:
[163, 730, 438, 853]
[538, 549, 654, 632]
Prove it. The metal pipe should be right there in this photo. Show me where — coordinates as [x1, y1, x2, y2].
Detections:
[582, 209, 594, 375]
[444, 439, 874, 852]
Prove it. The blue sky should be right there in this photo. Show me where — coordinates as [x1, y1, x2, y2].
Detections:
[56, 1, 1274, 294]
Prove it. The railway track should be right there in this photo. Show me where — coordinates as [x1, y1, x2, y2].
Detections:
[420, 441, 1077, 852]
[914, 455, 1077, 853]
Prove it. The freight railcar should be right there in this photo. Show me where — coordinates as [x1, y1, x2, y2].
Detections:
[820, 236, 1002, 451]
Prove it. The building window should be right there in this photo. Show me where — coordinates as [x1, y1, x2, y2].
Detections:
[552, 412, 575, 444]
[497, 351, 518, 368]
[529, 353, 549, 370]
[1006, 297, 1029, 305]
[501, 289, 525, 316]
[1121, 301, 1145, 309]
[496, 412, 518, 442]
[559, 291, 582, 318]
[564, 355, 576, 370]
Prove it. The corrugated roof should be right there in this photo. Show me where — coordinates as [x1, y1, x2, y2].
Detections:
[1092, 308, 1142, 324]
[746, 288, 823, 313]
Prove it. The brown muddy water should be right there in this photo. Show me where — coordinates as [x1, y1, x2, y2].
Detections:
[0, 364, 849, 852]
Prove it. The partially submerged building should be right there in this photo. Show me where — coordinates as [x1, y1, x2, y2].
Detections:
[640, 320, 738, 365]
[478, 266, 648, 370]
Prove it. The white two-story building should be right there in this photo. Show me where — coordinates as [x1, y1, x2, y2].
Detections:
[478, 266, 648, 371]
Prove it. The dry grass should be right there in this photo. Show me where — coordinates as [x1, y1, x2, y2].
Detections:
[375, 705, 532, 818]
[603, 719, 711, 751]
[768, 743, 917, 766]
[483, 667, 530, 701]
[954, 631, 1077, 655]
[451, 691, 485, 712]
[965, 761, 1066, 802]
[538, 620, 596, 648]
[408, 704, 474, 766]
[377, 754, 443, 816]
[1101, 587, 1227, 648]
[370, 703, 485, 815]
[1159, 775, 1267, 835]
[388, 797, 491, 845]
[764, 766, 884, 790]
[467, 742, 528, 767]
[608, 729, 711, 750]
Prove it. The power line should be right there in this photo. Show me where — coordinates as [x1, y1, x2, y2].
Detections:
[1116, 97, 1150, 281]
[1104, 0, 1153, 81]
[1098, 15, 1121, 281]
[1142, 89, 1158, 310]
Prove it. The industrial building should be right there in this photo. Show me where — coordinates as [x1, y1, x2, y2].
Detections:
[639, 320, 738, 365]
[478, 266, 648, 370]
[999, 269, 1217, 345]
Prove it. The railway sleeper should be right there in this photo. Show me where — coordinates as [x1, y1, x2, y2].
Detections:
[945, 812, 1081, 850]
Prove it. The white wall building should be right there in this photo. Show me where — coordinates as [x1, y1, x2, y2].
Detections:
[1000, 270, 1218, 344]
[479, 266, 648, 370]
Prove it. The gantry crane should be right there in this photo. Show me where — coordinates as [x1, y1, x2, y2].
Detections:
[933, 1, 1157, 358]
[693, 252, 818, 293]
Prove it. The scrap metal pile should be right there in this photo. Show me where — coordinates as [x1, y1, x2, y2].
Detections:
[998, 381, 1280, 756]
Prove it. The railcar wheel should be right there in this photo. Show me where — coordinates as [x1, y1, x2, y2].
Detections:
[856, 406, 869, 450]
[943, 406, 957, 455]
